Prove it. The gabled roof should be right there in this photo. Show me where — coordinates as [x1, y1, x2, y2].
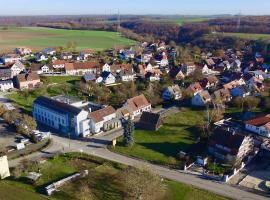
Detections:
[65, 61, 100, 71]
[89, 106, 116, 123]
[245, 115, 270, 127]
[52, 60, 66, 65]
[126, 94, 151, 112]
[34, 96, 83, 115]
[17, 72, 40, 83]
[209, 128, 246, 155]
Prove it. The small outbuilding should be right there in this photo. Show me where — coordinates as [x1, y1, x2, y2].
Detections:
[138, 112, 162, 131]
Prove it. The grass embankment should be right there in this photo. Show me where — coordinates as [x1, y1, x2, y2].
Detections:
[114, 108, 206, 168]
[0, 153, 230, 200]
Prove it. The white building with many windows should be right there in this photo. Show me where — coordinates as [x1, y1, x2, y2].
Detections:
[33, 96, 90, 137]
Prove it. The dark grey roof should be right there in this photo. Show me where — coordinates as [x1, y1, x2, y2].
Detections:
[34, 96, 82, 115]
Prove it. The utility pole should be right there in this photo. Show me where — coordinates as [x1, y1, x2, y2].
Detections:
[236, 12, 241, 32]
[117, 9, 121, 33]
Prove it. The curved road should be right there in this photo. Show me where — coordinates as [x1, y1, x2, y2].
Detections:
[9, 132, 270, 200]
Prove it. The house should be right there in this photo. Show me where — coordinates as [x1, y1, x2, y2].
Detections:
[230, 85, 250, 97]
[1, 54, 21, 64]
[80, 49, 95, 60]
[102, 63, 111, 72]
[14, 72, 41, 90]
[202, 64, 220, 75]
[188, 82, 203, 95]
[65, 61, 100, 75]
[0, 67, 12, 80]
[138, 112, 162, 131]
[123, 94, 151, 119]
[157, 58, 169, 67]
[89, 106, 121, 134]
[42, 48, 56, 55]
[81, 73, 96, 83]
[0, 79, 13, 92]
[245, 115, 270, 138]
[162, 85, 182, 101]
[182, 62, 196, 76]
[199, 75, 218, 89]
[169, 67, 185, 80]
[52, 60, 66, 69]
[36, 53, 48, 62]
[61, 52, 73, 60]
[15, 47, 32, 55]
[33, 96, 90, 137]
[117, 107, 132, 120]
[213, 89, 232, 104]
[208, 128, 254, 165]
[30, 63, 50, 74]
[10, 61, 25, 77]
[96, 71, 116, 85]
[192, 90, 212, 106]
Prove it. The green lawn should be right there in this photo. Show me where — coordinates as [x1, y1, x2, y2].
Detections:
[0, 27, 135, 52]
[114, 108, 206, 167]
[0, 153, 229, 200]
[7, 76, 81, 113]
[222, 32, 270, 40]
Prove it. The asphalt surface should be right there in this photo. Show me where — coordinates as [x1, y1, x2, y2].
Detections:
[8, 130, 270, 200]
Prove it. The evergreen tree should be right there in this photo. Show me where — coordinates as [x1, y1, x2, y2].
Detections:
[123, 118, 135, 147]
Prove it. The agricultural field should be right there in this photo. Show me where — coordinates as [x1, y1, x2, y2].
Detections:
[114, 108, 206, 168]
[174, 17, 214, 25]
[0, 27, 135, 53]
[222, 32, 270, 40]
[0, 153, 229, 200]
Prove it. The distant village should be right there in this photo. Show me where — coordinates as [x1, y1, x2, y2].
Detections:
[1, 40, 270, 179]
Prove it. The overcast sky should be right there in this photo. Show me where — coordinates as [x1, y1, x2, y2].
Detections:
[1, 0, 270, 16]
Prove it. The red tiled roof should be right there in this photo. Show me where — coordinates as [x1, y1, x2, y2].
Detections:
[89, 106, 116, 123]
[245, 115, 270, 126]
[126, 94, 151, 112]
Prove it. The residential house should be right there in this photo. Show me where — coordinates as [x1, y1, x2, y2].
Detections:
[169, 67, 185, 80]
[123, 94, 151, 119]
[162, 85, 182, 101]
[15, 47, 32, 55]
[36, 53, 48, 62]
[230, 85, 250, 97]
[0, 79, 13, 92]
[81, 73, 96, 83]
[42, 48, 56, 55]
[65, 61, 100, 75]
[14, 72, 41, 90]
[192, 90, 212, 106]
[182, 62, 196, 76]
[11, 61, 25, 77]
[138, 112, 162, 131]
[188, 82, 203, 95]
[61, 52, 73, 60]
[245, 115, 270, 138]
[31, 64, 52, 75]
[1, 54, 21, 64]
[208, 128, 254, 165]
[33, 96, 90, 137]
[96, 71, 116, 85]
[199, 75, 218, 89]
[89, 106, 121, 134]
[80, 49, 95, 60]
[52, 60, 66, 69]
[0, 67, 12, 80]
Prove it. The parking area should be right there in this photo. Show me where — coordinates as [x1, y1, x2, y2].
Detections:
[0, 119, 17, 149]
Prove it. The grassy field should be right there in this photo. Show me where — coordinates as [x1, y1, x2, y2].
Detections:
[0, 27, 135, 53]
[114, 108, 206, 167]
[174, 17, 214, 25]
[222, 32, 270, 40]
[7, 76, 81, 113]
[0, 153, 229, 200]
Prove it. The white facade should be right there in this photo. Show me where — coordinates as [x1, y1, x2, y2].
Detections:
[102, 64, 111, 72]
[65, 68, 97, 76]
[122, 74, 135, 82]
[0, 80, 13, 91]
[0, 156, 10, 179]
[33, 103, 90, 137]
[89, 113, 116, 134]
[11, 62, 25, 77]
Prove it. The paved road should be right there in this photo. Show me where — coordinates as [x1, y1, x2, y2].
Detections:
[9, 132, 270, 200]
